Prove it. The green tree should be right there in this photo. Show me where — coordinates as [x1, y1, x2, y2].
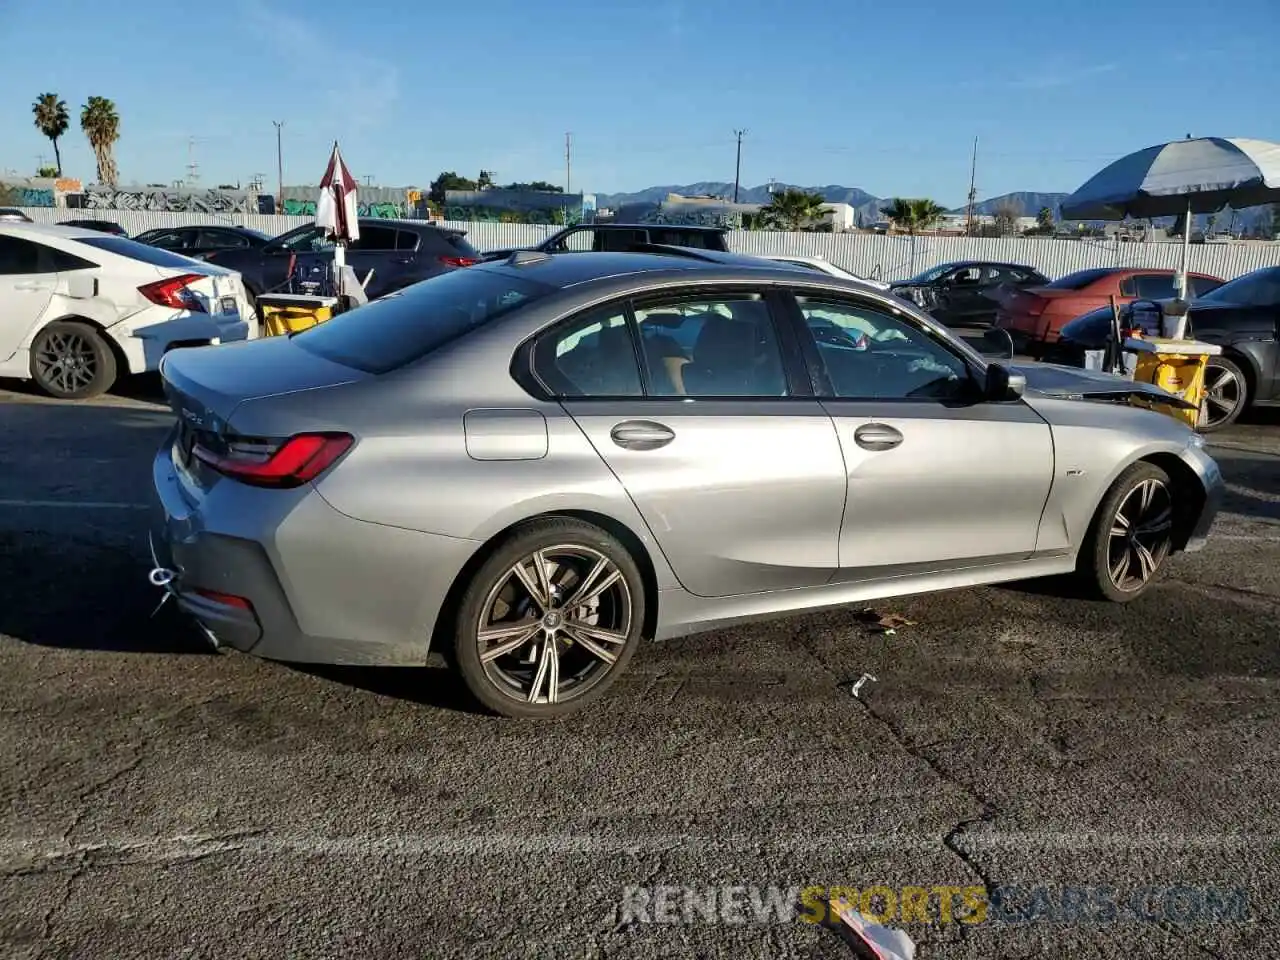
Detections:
[503, 181, 565, 193]
[428, 171, 477, 205]
[762, 188, 828, 231]
[991, 199, 1023, 237]
[80, 96, 120, 186]
[32, 93, 69, 176]
[1036, 206, 1055, 235]
[880, 197, 946, 235]
[36, 165, 59, 178]
[881, 198, 947, 273]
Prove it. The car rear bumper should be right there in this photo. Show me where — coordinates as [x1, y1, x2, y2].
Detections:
[114, 310, 252, 374]
[150, 439, 480, 665]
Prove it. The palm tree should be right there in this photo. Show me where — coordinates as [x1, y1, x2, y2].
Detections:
[880, 198, 947, 273]
[80, 96, 121, 186]
[762, 189, 828, 231]
[32, 93, 69, 176]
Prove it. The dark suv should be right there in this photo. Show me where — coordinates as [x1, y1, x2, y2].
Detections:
[481, 223, 729, 261]
[205, 218, 481, 301]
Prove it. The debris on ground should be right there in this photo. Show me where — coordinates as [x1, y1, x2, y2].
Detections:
[850, 673, 877, 698]
[855, 607, 916, 636]
[826, 897, 917, 960]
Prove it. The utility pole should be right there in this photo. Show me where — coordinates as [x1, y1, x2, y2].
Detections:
[186, 137, 200, 188]
[964, 135, 979, 236]
[273, 121, 285, 212]
[565, 132, 573, 196]
[733, 129, 746, 203]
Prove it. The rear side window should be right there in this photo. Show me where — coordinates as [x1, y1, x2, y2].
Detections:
[1131, 274, 1177, 300]
[0, 236, 42, 273]
[294, 265, 554, 374]
[649, 229, 718, 250]
[418, 231, 481, 259]
[1191, 276, 1223, 297]
[1045, 268, 1115, 290]
[354, 225, 398, 251]
[395, 231, 419, 251]
[76, 235, 200, 268]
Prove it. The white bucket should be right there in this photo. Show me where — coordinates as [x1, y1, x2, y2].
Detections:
[1083, 350, 1105, 371]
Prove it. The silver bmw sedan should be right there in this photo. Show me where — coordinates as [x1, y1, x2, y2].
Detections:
[150, 248, 1222, 718]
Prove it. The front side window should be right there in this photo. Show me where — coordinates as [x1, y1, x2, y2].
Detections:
[634, 294, 788, 397]
[200, 229, 247, 249]
[796, 296, 971, 401]
[353, 225, 398, 251]
[275, 226, 331, 252]
[534, 306, 642, 397]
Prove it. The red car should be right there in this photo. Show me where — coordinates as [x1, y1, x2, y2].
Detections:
[992, 267, 1225, 352]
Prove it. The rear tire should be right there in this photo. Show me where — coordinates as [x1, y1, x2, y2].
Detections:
[29, 321, 118, 400]
[452, 517, 646, 719]
[1076, 461, 1176, 602]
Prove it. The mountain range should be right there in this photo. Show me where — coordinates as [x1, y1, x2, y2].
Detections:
[594, 183, 1274, 233]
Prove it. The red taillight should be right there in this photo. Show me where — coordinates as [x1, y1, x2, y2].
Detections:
[438, 255, 478, 268]
[192, 587, 253, 611]
[193, 432, 353, 488]
[139, 273, 207, 312]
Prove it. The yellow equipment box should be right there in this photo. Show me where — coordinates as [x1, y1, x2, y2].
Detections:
[1123, 337, 1222, 429]
[257, 293, 339, 337]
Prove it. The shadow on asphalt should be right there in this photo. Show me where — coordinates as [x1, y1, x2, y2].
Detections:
[291, 663, 490, 716]
[0, 372, 167, 404]
[0, 532, 215, 655]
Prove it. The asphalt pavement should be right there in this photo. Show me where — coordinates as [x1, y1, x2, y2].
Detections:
[1, 376, 1278, 960]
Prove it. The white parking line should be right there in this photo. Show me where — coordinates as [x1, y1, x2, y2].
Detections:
[3, 831, 1277, 865]
[0, 499, 149, 510]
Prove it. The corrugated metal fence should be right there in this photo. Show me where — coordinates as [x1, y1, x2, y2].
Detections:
[18, 207, 1280, 282]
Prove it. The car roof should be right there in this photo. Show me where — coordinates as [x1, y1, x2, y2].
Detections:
[358, 217, 464, 234]
[0, 222, 107, 240]
[478, 249, 856, 289]
[584, 222, 727, 233]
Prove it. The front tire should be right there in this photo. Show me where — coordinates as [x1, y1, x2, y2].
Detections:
[453, 518, 646, 718]
[29, 321, 118, 400]
[1077, 461, 1176, 602]
[1197, 356, 1247, 433]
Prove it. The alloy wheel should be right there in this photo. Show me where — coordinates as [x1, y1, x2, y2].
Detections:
[1198, 363, 1243, 430]
[476, 545, 633, 705]
[33, 331, 99, 395]
[1106, 478, 1174, 592]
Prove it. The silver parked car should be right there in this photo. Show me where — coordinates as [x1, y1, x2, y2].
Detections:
[151, 250, 1223, 717]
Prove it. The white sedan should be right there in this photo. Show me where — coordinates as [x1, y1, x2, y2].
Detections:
[0, 223, 254, 399]
[759, 254, 892, 290]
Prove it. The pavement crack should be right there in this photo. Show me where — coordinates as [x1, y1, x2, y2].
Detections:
[852, 696, 1003, 901]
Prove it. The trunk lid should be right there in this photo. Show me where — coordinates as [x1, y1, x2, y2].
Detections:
[160, 335, 366, 435]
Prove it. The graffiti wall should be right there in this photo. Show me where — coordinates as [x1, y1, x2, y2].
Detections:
[72, 185, 261, 214]
[0, 185, 54, 207]
[279, 197, 405, 218]
[443, 189, 587, 225]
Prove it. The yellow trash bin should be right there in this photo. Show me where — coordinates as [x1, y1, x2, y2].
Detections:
[1123, 336, 1223, 429]
[257, 293, 339, 337]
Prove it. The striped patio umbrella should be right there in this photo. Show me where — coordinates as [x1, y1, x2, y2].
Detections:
[316, 142, 359, 286]
[1061, 137, 1280, 301]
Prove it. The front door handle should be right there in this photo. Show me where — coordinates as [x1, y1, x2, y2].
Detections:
[854, 423, 903, 451]
[610, 420, 675, 450]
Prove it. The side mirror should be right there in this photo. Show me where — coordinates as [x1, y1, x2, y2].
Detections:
[985, 362, 1026, 401]
[978, 328, 1015, 360]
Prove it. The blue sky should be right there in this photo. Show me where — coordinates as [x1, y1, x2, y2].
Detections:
[2, 0, 1277, 205]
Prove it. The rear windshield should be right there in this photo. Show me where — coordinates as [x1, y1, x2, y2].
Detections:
[294, 265, 554, 374]
[76, 235, 202, 268]
[1044, 268, 1115, 290]
[443, 233, 481, 258]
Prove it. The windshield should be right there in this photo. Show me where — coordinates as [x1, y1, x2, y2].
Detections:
[904, 263, 956, 284]
[1044, 268, 1115, 290]
[1199, 266, 1280, 307]
[76, 235, 206, 268]
[294, 265, 554, 374]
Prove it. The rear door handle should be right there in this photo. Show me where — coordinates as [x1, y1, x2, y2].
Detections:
[854, 423, 903, 451]
[610, 420, 675, 450]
